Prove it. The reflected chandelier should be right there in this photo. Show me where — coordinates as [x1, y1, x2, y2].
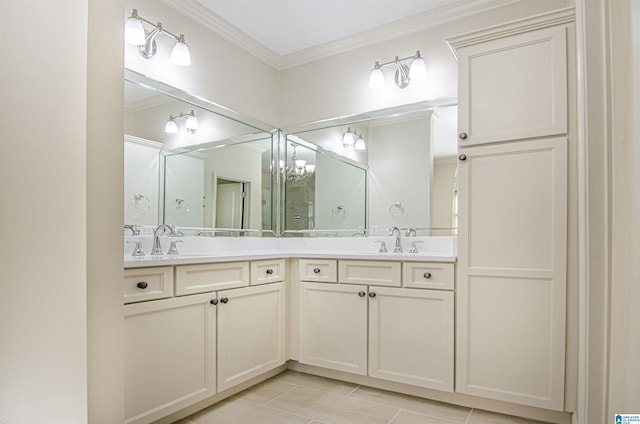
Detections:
[285, 144, 315, 181]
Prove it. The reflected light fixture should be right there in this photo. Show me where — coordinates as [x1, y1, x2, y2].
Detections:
[343, 128, 366, 150]
[368, 50, 427, 89]
[286, 144, 315, 181]
[165, 110, 199, 134]
[124, 9, 192, 66]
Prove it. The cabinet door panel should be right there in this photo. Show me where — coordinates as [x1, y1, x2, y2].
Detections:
[456, 138, 566, 410]
[458, 26, 566, 145]
[217, 283, 286, 392]
[124, 293, 216, 424]
[369, 287, 454, 391]
[299, 282, 368, 375]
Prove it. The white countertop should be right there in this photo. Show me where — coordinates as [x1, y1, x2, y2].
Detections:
[124, 249, 457, 268]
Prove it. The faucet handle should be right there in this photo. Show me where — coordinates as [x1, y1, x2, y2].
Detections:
[167, 240, 183, 255]
[409, 240, 424, 254]
[374, 240, 388, 253]
[126, 240, 145, 257]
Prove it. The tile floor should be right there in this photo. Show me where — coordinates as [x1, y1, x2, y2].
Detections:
[175, 371, 552, 424]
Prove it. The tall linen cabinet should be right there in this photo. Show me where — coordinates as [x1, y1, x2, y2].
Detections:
[447, 9, 572, 411]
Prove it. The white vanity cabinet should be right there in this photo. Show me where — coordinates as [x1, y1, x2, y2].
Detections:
[449, 13, 570, 411]
[298, 260, 454, 392]
[217, 282, 286, 391]
[124, 293, 217, 424]
[124, 259, 287, 424]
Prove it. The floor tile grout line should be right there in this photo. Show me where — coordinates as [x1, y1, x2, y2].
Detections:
[344, 384, 362, 397]
[465, 408, 474, 424]
[386, 408, 403, 424]
[232, 393, 319, 423]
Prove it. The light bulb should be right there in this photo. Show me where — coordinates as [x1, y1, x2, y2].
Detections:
[124, 11, 145, 45]
[409, 51, 427, 79]
[295, 159, 306, 169]
[368, 62, 385, 89]
[355, 136, 366, 150]
[170, 36, 191, 66]
[342, 128, 355, 146]
[185, 113, 199, 131]
[165, 119, 178, 134]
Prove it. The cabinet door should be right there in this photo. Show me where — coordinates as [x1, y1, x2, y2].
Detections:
[456, 138, 567, 410]
[124, 293, 217, 424]
[217, 283, 286, 392]
[457, 26, 566, 146]
[299, 282, 368, 375]
[368, 287, 454, 391]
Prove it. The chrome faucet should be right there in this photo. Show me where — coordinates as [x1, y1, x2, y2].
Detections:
[151, 224, 176, 255]
[124, 224, 141, 236]
[406, 228, 417, 237]
[389, 226, 402, 253]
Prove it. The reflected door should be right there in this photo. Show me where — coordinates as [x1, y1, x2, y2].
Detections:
[215, 181, 245, 229]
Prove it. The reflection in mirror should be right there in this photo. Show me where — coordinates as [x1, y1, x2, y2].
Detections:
[282, 139, 367, 237]
[163, 136, 274, 236]
[284, 98, 458, 236]
[124, 70, 276, 236]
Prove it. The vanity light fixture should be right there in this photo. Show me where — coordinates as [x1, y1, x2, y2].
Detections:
[165, 110, 199, 134]
[343, 128, 366, 150]
[368, 50, 427, 89]
[125, 9, 192, 66]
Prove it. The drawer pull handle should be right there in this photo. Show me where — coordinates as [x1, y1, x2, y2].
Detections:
[136, 281, 148, 289]
[210, 299, 218, 305]
[313, 268, 321, 274]
[369, 292, 377, 298]
[220, 297, 229, 304]
[423, 272, 432, 279]
[266, 269, 274, 275]
[459, 132, 468, 140]
[458, 154, 467, 161]
[358, 291, 366, 297]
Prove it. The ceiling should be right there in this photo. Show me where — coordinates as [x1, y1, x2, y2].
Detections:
[192, 0, 467, 55]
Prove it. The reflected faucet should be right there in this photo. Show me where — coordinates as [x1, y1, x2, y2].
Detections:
[124, 224, 141, 236]
[151, 224, 176, 255]
[389, 227, 402, 253]
[406, 228, 417, 237]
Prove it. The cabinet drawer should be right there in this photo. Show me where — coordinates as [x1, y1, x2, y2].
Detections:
[251, 259, 286, 285]
[124, 267, 174, 304]
[175, 262, 249, 296]
[339, 260, 401, 287]
[402, 262, 454, 290]
[299, 259, 337, 282]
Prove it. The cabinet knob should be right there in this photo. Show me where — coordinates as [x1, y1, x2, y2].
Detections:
[266, 269, 274, 275]
[458, 154, 467, 161]
[423, 272, 432, 279]
[220, 297, 229, 304]
[313, 267, 321, 274]
[358, 291, 366, 297]
[210, 299, 218, 305]
[136, 281, 148, 289]
[369, 292, 377, 298]
[459, 132, 468, 140]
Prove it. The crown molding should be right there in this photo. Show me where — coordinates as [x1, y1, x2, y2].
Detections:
[160, 0, 523, 70]
[279, 0, 522, 69]
[445, 6, 575, 56]
[159, 0, 282, 69]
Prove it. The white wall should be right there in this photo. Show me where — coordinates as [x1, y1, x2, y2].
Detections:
[125, 0, 279, 126]
[1, 1, 124, 423]
[432, 157, 457, 231]
[279, 0, 571, 127]
[165, 154, 205, 227]
[368, 114, 433, 230]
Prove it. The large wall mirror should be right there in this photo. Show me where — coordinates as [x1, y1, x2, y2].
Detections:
[124, 70, 277, 236]
[284, 97, 458, 237]
[281, 139, 368, 236]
